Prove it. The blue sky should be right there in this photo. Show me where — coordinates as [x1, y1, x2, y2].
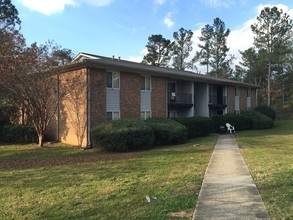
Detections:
[12, 0, 293, 71]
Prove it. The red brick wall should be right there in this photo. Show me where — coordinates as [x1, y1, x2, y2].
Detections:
[251, 88, 257, 108]
[152, 76, 166, 117]
[120, 71, 140, 118]
[227, 86, 235, 113]
[89, 68, 106, 127]
[240, 87, 247, 111]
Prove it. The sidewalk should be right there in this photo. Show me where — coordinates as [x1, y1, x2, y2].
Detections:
[192, 134, 270, 220]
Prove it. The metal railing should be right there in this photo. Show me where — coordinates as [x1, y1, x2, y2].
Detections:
[168, 92, 192, 105]
[209, 95, 227, 105]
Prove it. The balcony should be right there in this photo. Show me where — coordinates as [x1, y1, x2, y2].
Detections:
[208, 95, 227, 109]
[168, 92, 193, 108]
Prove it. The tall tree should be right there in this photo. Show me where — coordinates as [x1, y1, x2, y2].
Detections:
[196, 24, 213, 74]
[142, 34, 172, 67]
[171, 27, 193, 70]
[210, 17, 231, 77]
[0, 0, 21, 31]
[251, 6, 293, 106]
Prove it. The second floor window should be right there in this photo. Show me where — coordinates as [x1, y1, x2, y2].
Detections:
[107, 71, 120, 89]
[141, 75, 151, 91]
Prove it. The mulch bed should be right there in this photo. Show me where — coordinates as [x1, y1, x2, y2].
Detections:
[0, 152, 140, 170]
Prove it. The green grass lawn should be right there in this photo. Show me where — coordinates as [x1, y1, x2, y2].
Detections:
[236, 120, 293, 220]
[0, 136, 216, 220]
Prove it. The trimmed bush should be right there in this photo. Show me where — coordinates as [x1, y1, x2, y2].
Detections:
[211, 114, 252, 132]
[145, 118, 188, 146]
[175, 116, 213, 138]
[255, 105, 276, 121]
[0, 124, 38, 143]
[242, 110, 273, 129]
[223, 113, 252, 131]
[91, 118, 154, 152]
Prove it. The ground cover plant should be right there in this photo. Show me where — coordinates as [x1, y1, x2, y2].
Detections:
[236, 120, 293, 220]
[0, 136, 216, 219]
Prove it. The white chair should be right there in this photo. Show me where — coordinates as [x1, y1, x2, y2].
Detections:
[226, 123, 235, 133]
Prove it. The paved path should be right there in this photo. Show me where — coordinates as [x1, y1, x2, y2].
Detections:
[192, 134, 270, 220]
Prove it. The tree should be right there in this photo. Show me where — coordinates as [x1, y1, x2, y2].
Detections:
[238, 47, 268, 85]
[171, 27, 193, 70]
[196, 18, 231, 77]
[0, 0, 21, 31]
[209, 17, 231, 78]
[1, 42, 71, 147]
[196, 24, 213, 74]
[142, 34, 172, 67]
[251, 6, 293, 106]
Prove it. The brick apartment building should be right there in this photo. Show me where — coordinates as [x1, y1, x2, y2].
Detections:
[47, 53, 260, 147]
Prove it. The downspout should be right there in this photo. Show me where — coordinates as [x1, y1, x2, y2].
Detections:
[87, 68, 91, 148]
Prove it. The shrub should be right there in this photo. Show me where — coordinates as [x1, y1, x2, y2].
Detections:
[0, 124, 38, 143]
[211, 114, 252, 132]
[223, 113, 252, 131]
[211, 115, 224, 132]
[91, 118, 154, 152]
[175, 116, 213, 138]
[242, 110, 273, 129]
[255, 105, 276, 121]
[145, 118, 188, 146]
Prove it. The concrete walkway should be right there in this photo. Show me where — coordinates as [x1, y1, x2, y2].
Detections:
[192, 134, 270, 220]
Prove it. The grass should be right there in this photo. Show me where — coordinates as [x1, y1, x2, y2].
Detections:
[236, 120, 293, 220]
[0, 136, 216, 220]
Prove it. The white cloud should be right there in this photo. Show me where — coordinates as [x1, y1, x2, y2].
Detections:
[127, 48, 146, 63]
[81, 0, 114, 7]
[163, 12, 175, 28]
[19, 0, 76, 15]
[19, 0, 114, 15]
[154, 0, 166, 6]
[201, 0, 232, 8]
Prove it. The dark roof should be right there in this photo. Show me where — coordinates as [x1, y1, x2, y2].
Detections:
[64, 53, 261, 88]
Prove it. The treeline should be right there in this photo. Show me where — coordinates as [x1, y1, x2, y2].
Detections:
[142, 7, 293, 113]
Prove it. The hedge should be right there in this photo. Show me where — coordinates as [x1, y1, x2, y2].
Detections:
[145, 118, 188, 146]
[242, 110, 273, 129]
[255, 105, 276, 121]
[175, 116, 213, 138]
[91, 118, 154, 152]
[0, 124, 38, 143]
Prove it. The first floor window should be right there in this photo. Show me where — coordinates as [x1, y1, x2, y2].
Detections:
[107, 111, 120, 121]
[140, 111, 151, 120]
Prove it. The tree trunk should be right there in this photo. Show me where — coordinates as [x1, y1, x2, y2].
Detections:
[38, 134, 44, 147]
[268, 60, 271, 106]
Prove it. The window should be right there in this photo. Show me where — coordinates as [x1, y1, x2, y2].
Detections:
[140, 111, 151, 120]
[247, 88, 251, 97]
[106, 111, 120, 121]
[141, 75, 151, 91]
[107, 71, 120, 89]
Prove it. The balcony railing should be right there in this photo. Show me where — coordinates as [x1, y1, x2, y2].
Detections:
[209, 95, 227, 105]
[168, 92, 193, 105]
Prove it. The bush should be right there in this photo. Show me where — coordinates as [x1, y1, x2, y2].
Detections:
[211, 114, 252, 132]
[223, 113, 252, 131]
[145, 118, 188, 146]
[91, 118, 154, 152]
[175, 116, 213, 138]
[242, 110, 273, 129]
[255, 105, 276, 121]
[0, 124, 38, 143]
